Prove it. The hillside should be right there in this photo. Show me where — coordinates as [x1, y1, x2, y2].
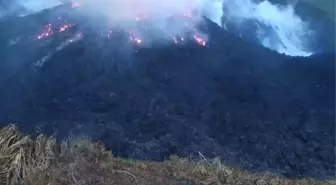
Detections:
[0, 1, 335, 183]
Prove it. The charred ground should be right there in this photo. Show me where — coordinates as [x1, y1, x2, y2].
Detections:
[0, 5, 335, 179]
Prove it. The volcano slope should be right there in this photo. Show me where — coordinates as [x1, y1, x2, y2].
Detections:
[0, 5, 335, 179]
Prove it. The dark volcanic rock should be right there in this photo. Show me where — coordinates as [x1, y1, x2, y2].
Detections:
[0, 5, 335, 179]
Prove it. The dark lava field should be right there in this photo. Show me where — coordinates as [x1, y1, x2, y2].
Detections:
[0, 1, 334, 179]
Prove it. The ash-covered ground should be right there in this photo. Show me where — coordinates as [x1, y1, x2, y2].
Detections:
[0, 2, 335, 179]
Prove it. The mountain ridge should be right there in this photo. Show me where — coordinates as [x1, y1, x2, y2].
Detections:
[0, 2, 335, 179]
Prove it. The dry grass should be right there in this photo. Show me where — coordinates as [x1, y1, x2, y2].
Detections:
[167, 156, 335, 185]
[0, 124, 334, 185]
[0, 125, 57, 185]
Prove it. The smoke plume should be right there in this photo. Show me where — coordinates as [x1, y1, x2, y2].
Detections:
[1, 0, 317, 56]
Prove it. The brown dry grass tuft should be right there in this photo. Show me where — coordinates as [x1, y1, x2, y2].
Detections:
[0, 124, 334, 185]
[0, 125, 119, 185]
[0, 124, 57, 185]
[167, 155, 335, 185]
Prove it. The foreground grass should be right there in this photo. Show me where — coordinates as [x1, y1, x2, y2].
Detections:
[0, 125, 334, 185]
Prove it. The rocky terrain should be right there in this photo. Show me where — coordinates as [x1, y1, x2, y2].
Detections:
[0, 1, 334, 180]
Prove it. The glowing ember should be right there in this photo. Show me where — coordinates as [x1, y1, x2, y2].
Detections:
[32, 5, 209, 48]
[135, 38, 142, 44]
[59, 24, 74, 32]
[36, 22, 76, 40]
[37, 24, 54, 40]
[129, 31, 143, 45]
[193, 35, 207, 46]
[130, 36, 143, 45]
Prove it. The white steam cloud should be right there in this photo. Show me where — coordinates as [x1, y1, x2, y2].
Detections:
[3, 0, 315, 56]
[72, 0, 315, 57]
[6, 0, 222, 46]
[76, 0, 209, 41]
[80, 0, 201, 19]
[220, 0, 314, 56]
[18, 0, 62, 12]
[73, 0, 228, 44]
[17, 0, 219, 19]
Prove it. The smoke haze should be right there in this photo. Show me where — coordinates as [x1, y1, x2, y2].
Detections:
[0, 0, 319, 56]
[220, 0, 314, 56]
